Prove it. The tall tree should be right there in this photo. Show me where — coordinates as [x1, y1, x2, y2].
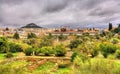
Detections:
[109, 23, 113, 31]
[13, 32, 20, 39]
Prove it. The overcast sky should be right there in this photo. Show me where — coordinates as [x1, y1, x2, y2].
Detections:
[0, 0, 120, 28]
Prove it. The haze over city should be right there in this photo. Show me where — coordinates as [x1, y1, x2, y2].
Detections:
[0, 0, 120, 28]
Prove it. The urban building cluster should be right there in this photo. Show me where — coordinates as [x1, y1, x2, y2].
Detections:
[0, 23, 102, 38]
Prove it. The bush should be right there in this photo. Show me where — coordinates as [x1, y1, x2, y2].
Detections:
[39, 36, 53, 47]
[115, 49, 120, 59]
[34, 48, 41, 56]
[107, 54, 115, 60]
[41, 46, 53, 56]
[100, 43, 117, 58]
[71, 52, 78, 62]
[58, 63, 67, 68]
[74, 56, 120, 74]
[0, 61, 29, 74]
[9, 43, 23, 53]
[27, 39, 36, 45]
[95, 33, 100, 39]
[91, 45, 99, 57]
[69, 39, 82, 49]
[107, 32, 115, 38]
[24, 48, 34, 56]
[58, 34, 67, 41]
[54, 44, 67, 57]
[5, 52, 13, 58]
[73, 42, 99, 58]
[0, 37, 9, 53]
[111, 39, 119, 44]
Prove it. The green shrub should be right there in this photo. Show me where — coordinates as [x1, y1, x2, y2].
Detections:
[100, 43, 117, 58]
[58, 63, 67, 68]
[74, 54, 90, 74]
[95, 33, 100, 39]
[9, 43, 23, 53]
[5, 52, 13, 58]
[0, 61, 29, 74]
[111, 39, 119, 44]
[27, 39, 36, 45]
[54, 44, 67, 57]
[100, 30, 106, 37]
[74, 56, 120, 74]
[39, 36, 53, 47]
[24, 48, 34, 56]
[107, 54, 115, 60]
[0, 37, 9, 53]
[69, 39, 82, 49]
[35, 48, 41, 56]
[73, 42, 99, 58]
[91, 45, 99, 57]
[71, 52, 77, 62]
[115, 49, 120, 59]
[58, 34, 67, 41]
[41, 46, 53, 56]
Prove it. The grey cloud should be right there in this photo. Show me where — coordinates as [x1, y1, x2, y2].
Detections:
[0, 0, 24, 5]
[0, 0, 120, 27]
[43, 0, 69, 13]
[88, 0, 120, 17]
[78, 0, 104, 10]
[89, 8, 117, 16]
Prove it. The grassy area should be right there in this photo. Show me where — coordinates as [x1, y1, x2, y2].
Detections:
[34, 62, 55, 73]
[34, 61, 71, 74]
[53, 68, 71, 74]
[0, 53, 19, 61]
[10, 60, 28, 68]
[110, 38, 120, 42]
[36, 62, 54, 71]
[0, 54, 6, 60]
[114, 61, 120, 66]
[0, 60, 29, 74]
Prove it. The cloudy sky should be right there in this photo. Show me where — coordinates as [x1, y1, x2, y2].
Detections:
[0, 0, 120, 28]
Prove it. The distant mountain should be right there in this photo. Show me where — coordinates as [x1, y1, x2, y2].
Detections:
[21, 23, 43, 28]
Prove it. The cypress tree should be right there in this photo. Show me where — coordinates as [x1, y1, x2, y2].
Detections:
[109, 23, 113, 31]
